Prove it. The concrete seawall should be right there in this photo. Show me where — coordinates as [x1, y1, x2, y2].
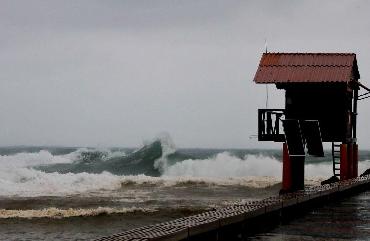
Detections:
[95, 175, 370, 241]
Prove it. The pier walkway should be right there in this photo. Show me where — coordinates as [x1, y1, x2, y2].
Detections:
[95, 175, 370, 241]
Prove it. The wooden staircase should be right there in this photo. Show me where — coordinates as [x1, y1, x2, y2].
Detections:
[332, 142, 341, 177]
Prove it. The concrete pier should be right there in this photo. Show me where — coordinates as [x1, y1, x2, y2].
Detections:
[95, 175, 370, 241]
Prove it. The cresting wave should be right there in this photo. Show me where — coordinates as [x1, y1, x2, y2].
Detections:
[0, 207, 157, 219]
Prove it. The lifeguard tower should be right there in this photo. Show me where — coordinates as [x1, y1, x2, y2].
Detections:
[254, 53, 369, 192]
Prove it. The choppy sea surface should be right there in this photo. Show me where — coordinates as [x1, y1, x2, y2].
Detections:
[0, 135, 369, 240]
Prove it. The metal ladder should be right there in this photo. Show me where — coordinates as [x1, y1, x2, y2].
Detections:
[332, 142, 341, 177]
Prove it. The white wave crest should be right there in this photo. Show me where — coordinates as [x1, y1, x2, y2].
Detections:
[0, 207, 156, 219]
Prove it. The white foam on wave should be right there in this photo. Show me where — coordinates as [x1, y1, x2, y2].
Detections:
[119, 175, 324, 194]
[0, 207, 156, 219]
[162, 152, 282, 177]
[0, 149, 123, 196]
[359, 160, 370, 174]
[161, 151, 370, 179]
[0, 148, 130, 197]
[0, 171, 281, 197]
[119, 174, 281, 188]
[0, 168, 123, 197]
[306, 159, 370, 177]
[0, 148, 126, 168]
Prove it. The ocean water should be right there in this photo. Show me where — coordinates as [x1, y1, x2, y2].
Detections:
[0, 135, 370, 240]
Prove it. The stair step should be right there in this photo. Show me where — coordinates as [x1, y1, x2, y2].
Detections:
[332, 142, 342, 177]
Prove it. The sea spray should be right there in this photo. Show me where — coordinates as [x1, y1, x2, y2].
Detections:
[153, 133, 177, 173]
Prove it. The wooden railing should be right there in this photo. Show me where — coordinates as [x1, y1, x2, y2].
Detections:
[258, 109, 285, 142]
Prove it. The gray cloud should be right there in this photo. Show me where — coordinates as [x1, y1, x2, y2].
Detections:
[0, 0, 370, 149]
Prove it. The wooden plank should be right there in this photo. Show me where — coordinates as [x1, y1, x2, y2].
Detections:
[282, 119, 305, 156]
[300, 120, 324, 157]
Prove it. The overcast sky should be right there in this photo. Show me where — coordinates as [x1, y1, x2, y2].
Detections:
[0, 0, 370, 149]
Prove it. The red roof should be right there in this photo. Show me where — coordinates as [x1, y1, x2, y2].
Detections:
[254, 53, 360, 84]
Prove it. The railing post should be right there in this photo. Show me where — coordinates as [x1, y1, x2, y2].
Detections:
[266, 112, 272, 135]
[258, 109, 264, 140]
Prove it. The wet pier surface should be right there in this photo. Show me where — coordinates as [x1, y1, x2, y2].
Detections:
[250, 189, 370, 240]
[95, 176, 370, 241]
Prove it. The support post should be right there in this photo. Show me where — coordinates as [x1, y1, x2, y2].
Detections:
[282, 143, 291, 192]
[353, 143, 358, 178]
[353, 83, 358, 140]
[347, 144, 354, 179]
[340, 144, 349, 180]
[282, 143, 305, 192]
[291, 155, 305, 190]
